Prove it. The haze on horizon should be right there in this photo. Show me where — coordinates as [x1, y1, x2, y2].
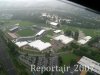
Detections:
[0, 0, 99, 19]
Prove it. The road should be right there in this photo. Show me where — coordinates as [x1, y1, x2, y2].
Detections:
[0, 37, 17, 75]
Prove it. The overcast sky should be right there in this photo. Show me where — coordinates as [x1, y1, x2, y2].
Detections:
[0, 0, 31, 1]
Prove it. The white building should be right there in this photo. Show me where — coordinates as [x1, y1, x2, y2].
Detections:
[62, 19, 71, 23]
[50, 22, 59, 28]
[36, 30, 46, 36]
[15, 41, 28, 48]
[78, 36, 92, 45]
[42, 13, 47, 17]
[15, 23, 19, 26]
[54, 30, 63, 36]
[28, 40, 51, 51]
[50, 22, 58, 26]
[78, 56, 100, 75]
[9, 26, 19, 32]
[54, 35, 74, 44]
[54, 30, 62, 34]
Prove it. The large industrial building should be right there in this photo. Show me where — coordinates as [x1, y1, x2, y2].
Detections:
[50, 22, 59, 28]
[15, 41, 28, 48]
[9, 26, 19, 32]
[77, 36, 92, 45]
[54, 35, 74, 45]
[15, 40, 51, 52]
[35, 29, 46, 36]
[78, 56, 100, 75]
[28, 40, 51, 51]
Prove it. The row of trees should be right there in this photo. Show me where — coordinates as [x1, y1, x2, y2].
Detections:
[73, 46, 100, 62]
[64, 30, 79, 40]
[88, 36, 100, 46]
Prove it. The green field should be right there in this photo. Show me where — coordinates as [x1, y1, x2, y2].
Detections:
[59, 53, 78, 65]
[2, 20, 46, 27]
[47, 30, 54, 36]
[19, 21, 33, 26]
[17, 29, 35, 37]
[0, 20, 34, 28]
[41, 36, 51, 42]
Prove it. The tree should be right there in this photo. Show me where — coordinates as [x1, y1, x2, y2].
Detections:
[7, 41, 18, 56]
[94, 54, 100, 62]
[35, 56, 38, 66]
[58, 56, 63, 66]
[73, 31, 79, 41]
[42, 71, 51, 75]
[87, 72, 95, 75]
[64, 30, 72, 37]
[70, 59, 77, 66]
[88, 36, 100, 47]
[70, 42, 79, 49]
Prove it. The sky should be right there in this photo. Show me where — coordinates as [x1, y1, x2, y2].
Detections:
[0, 0, 31, 1]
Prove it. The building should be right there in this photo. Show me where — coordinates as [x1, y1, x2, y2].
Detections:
[54, 30, 62, 34]
[54, 35, 74, 45]
[78, 30, 85, 40]
[8, 32, 18, 39]
[50, 22, 59, 28]
[15, 41, 28, 48]
[78, 56, 100, 75]
[77, 36, 92, 45]
[15, 23, 19, 26]
[36, 29, 46, 36]
[42, 13, 47, 17]
[19, 55, 59, 75]
[16, 36, 35, 42]
[35, 29, 46, 39]
[9, 26, 19, 32]
[51, 35, 74, 50]
[62, 19, 72, 23]
[54, 30, 63, 36]
[28, 40, 51, 52]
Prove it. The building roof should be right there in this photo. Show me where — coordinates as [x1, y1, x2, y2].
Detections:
[42, 13, 47, 16]
[50, 22, 58, 26]
[54, 35, 74, 44]
[15, 23, 19, 26]
[8, 32, 18, 39]
[78, 56, 100, 75]
[54, 30, 62, 33]
[9, 26, 19, 32]
[28, 40, 51, 51]
[36, 30, 46, 36]
[78, 36, 92, 44]
[15, 41, 28, 48]
[16, 36, 35, 42]
[66, 19, 71, 21]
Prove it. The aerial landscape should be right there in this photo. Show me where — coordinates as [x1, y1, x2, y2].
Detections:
[0, 0, 100, 75]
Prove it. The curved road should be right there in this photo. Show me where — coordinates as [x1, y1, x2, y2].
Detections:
[0, 37, 17, 75]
